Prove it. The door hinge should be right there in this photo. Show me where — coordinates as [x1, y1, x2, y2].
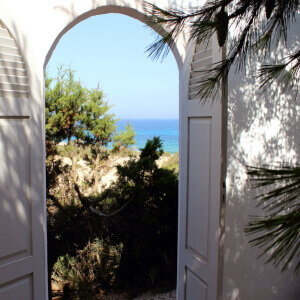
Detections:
[222, 181, 226, 204]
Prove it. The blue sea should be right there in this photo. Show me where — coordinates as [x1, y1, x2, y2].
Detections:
[117, 119, 179, 153]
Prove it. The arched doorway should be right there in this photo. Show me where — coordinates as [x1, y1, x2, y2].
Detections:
[46, 12, 179, 298]
[44, 7, 184, 300]
[0, 2, 225, 299]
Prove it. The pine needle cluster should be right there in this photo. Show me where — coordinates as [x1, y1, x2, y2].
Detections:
[143, 0, 299, 100]
[245, 165, 300, 273]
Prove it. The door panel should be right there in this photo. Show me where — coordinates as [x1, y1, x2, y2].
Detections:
[0, 275, 33, 300]
[177, 35, 225, 300]
[0, 22, 46, 300]
[186, 117, 211, 261]
[0, 118, 32, 262]
[185, 269, 207, 300]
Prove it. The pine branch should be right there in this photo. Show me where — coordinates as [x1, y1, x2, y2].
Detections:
[245, 210, 300, 272]
[74, 183, 132, 218]
[143, 2, 191, 61]
[89, 200, 132, 218]
[245, 164, 300, 273]
[144, 0, 300, 101]
[74, 183, 89, 208]
[257, 49, 300, 93]
[47, 193, 66, 213]
[193, 59, 230, 101]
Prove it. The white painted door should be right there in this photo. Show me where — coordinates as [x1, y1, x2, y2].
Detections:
[0, 23, 47, 299]
[177, 35, 225, 300]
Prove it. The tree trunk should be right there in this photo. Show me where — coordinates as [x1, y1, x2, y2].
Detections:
[94, 153, 100, 192]
[71, 156, 77, 185]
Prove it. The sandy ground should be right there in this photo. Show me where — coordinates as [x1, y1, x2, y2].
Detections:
[100, 290, 176, 299]
[57, 152, 176, 195]
[133, 290, 176, 299]
[52, 281, 176, 299]
[52, 282, 175, 300]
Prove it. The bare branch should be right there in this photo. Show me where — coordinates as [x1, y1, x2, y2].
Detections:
[89, 200, 132, 218]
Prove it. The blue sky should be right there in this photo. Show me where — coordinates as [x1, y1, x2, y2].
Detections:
[46, 13, 179, 119]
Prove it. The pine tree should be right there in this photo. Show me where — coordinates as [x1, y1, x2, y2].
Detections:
[82, 87, 117, 147]
[81, 87, 118, 191]
[46, 67, 86, 143]
[46, 66, 118, 189]
[113, 123, 136, 152]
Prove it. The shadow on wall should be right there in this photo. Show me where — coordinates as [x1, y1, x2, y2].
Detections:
[224, 19, 300, 300]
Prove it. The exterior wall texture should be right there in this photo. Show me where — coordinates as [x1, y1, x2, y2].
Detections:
[224, 20, 300, 299]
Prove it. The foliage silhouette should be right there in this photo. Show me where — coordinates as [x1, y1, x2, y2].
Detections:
[91, 137, 178, 296]
[47, 137, 178, 297]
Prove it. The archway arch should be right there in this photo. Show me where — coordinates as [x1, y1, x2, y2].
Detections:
[44, 4, 184, 70]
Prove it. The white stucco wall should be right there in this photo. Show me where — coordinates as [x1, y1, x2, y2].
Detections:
[224, 18, 300, 299]
[0, 0, 299, 299]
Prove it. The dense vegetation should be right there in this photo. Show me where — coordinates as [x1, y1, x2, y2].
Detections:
[46, 67, 179, 299]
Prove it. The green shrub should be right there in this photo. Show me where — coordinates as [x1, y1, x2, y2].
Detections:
[113, 123, 136, 152]
[93, 137, 178, 296]
[47, 137, 179, 298]
[162, 152, 179, 174]
[52, 239, 122, 299]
